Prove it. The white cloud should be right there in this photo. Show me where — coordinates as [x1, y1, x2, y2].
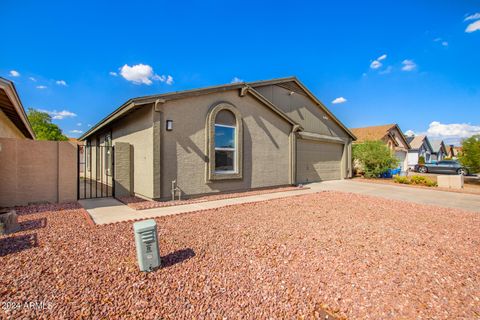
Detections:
[426, 121, 480, 139]
[39, 109, 77, 120]
[120, 64, 155, 85]
[404, 130, 415, 137]
[464, 13, 480, 21]
[370, 60, 382, 69]
[9, 70, 20, 77]
[379, 66, 393, 74]
[29, 77, 36, 82]
[56, 80, 67, 86]
[332, 97, 347, 104]
[36, 85, 48, 89]
[69, 130, 83, 134]
[76, 122, 82, 126]
[465, 20, 480, 33]
[119, 64, 173, 85]
[401, 59, 416, 71]
[377, 54, 387, 61]
[109, 71, 118, 76]
[231, 77, 243, 83]
[441, 41, 448, 47]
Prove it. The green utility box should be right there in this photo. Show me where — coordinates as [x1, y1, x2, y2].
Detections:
[133, 219, 161, 272]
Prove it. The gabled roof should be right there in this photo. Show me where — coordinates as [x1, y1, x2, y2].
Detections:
[407, 135, 433, 152]
[350, 123, 410, 148]
[80, 77, 355, 141]
[0, 77, 35, 139]
[430, 140, 446, 153]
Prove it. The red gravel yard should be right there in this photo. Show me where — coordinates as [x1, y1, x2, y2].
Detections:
[1, 192, 479, 319]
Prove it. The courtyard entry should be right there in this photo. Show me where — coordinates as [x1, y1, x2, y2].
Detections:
[78, 145, 115, 199]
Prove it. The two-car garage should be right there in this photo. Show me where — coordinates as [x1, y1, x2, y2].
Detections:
[296, 137, 345, 184]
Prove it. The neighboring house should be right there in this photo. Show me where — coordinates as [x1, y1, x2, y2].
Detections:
[430, 140, 447, 161]
[406, 135, 434, 167]
[0, 77, 35, 139]
[80, 77, 356, 200]
[452, 146, 462, 160]
[350, 124, 411, 171]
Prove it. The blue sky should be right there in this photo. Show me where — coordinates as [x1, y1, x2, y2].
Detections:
[1, 0, 479, 144]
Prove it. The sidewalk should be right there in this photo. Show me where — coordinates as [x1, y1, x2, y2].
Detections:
[79, 188, 314, 225]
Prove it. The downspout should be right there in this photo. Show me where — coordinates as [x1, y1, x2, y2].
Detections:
[289, 125, 301, 185]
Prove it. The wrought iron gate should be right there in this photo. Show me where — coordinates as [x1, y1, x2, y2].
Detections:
[77, 145, 115, 199]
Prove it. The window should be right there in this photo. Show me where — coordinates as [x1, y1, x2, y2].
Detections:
[206, 103, 243, 181]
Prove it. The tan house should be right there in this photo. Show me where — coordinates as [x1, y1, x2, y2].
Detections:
[406, 135, 434, 167]
[80, 77, 356, 200]
[0, 77, 35, 139]
[350, 124, 411, 171]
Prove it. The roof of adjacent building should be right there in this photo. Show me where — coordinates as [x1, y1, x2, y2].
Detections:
[79, 77, 356, 141]
[350, 123, 410, 148]
[430, 140, 445, 153]
[0, 77, 35, 139]
[406, 135, 433, 151]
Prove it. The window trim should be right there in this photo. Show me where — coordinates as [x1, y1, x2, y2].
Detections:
[206, 102, 243, 181]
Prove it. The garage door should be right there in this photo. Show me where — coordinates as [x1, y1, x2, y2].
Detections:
[296, 139, 343, 183]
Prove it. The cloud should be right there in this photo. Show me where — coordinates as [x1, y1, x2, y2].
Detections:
[76, 122, 82, 126]
[109, 71, 118, 76]
[370, 60, 382, 69]
[119, 64, 173, 85]
[379, 66, 393, 75]
[87, 124, 92, 127]
[401, 59, 416, 71]
[377, 54, 387, 61]
[404, 130, 415, 137]
[56, 80, 67, 86]
[441, 41, 448, 47]
[407, 122, 480, 145]
[231, 77, 243, 83]
[36, 85, 48, 89]
[69, 130, 83, 134]
[39, 109, 77, 120]
[9, 70, 20, 77]
[465, 20, 480, 33]
[29, 77, 36, 82]
[332, 97, 347, 104]
[464, 13, 480, 21]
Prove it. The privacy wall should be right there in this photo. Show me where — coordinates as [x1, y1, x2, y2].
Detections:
[0, 138, 77, 207]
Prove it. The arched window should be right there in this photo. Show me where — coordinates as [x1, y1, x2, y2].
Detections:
[206, 103, 243, 181]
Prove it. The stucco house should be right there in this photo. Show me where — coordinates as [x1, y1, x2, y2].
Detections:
[406, 135, 434, 168]
[0, 77, 35, 139]
[430, 140, 447, 161]
[350, 124, 411, 171]
[80, 77, 356, 200]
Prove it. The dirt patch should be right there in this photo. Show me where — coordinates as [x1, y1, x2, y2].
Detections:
[1, 193, 479, 319]
[117, 186, 307, 210]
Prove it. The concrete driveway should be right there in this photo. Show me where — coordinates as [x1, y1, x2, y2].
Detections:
[309, 180, 480, 212]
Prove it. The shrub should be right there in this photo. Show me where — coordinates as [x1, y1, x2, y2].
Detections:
[418, 156, 426, 165]
[459, 135, 480, 173]
[394, 175, 437, 187]
[353, 141, 399, 178]
[393, 176, 410, 184]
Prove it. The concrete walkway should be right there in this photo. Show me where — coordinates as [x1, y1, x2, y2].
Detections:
[79, 180, 480, 225]
[312, 180, 480, 212]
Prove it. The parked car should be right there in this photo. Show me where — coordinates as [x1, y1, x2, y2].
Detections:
[415, 160, 469, 175]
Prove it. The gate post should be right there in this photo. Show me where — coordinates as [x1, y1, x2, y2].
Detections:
[114, 142, 132, 197]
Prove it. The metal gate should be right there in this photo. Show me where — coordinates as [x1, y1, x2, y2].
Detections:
[78, 145, 115, 199]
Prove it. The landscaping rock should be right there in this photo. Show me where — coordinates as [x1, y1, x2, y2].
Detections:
[0, 209, 19, 235]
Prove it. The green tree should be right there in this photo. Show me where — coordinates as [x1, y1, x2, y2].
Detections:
[27, 108, 68, 141]
[353, 140, 399, 178]
[459, 135, 480, 173]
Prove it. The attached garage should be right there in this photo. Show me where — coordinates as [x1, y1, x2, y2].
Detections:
[296, 138, 344, 183]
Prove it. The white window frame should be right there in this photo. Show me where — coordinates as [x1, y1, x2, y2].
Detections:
[214, 123, 237, 174]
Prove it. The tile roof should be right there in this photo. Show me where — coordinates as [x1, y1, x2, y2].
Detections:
[350, 124, 396, 142]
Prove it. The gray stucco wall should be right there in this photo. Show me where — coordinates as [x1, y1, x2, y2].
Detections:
[158, 90, 292, 199]
[255, 84, 349, 139]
